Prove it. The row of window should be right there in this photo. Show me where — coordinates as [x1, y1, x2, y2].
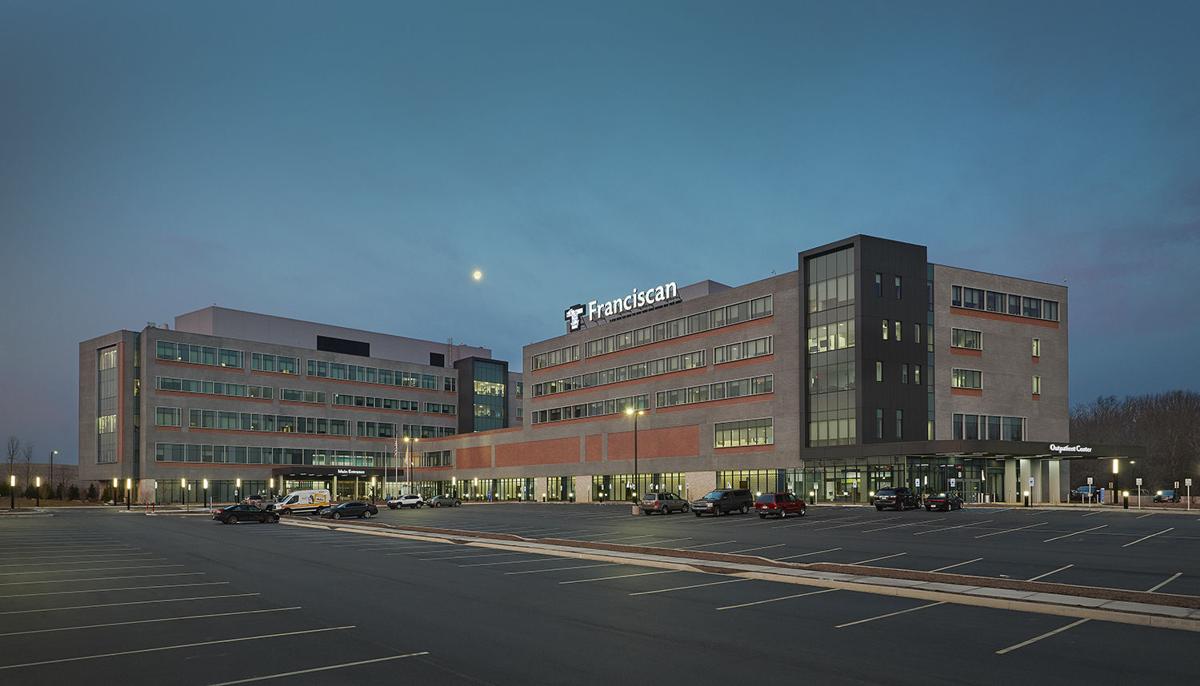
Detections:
[418, 450, 454, 467]
[168, 407, 456, 439]
[880, 319, 920, 343]
[583, 295, 773, 358]
[283, 388, 327, 404]
[873, 408, 905, 439]
[529, 394, 649, 425]
[806, 320, 856, 354]
[156, 341, 244, 368]
[952, 286, 1060, 321]
[951, 368, 983, 389]
[873, 362, 921, 385]
[873, 273, 903, 299]
[807, 274, 854, 314]
[156, 376, 274, 399]
[334, 394, 419, 412]
[531, 345, 581, 371]
[307, 360, 453, 391]
[714, 417, 774, 448]
[251, 353, 299, 374]
[713, 336, 773, 365]
[155, 443, 392, 466]
[809, 414, 856, 446]
[952, 414, 1026, 441]
[811, 362, 856, 394]
[951, 328, 983, 350]
[656, 375, 773, 409]
[532, 350, 706, 398]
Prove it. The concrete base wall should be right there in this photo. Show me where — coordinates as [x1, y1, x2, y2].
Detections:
[575, 475, 592, 503]
[684, 471, 716, 502]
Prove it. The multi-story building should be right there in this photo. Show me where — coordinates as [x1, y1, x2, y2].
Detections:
[79, 236, 1139, 505]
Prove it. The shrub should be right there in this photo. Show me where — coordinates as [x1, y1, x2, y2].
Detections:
[24, 485, 38, 499]
[86, 483, 98, 501]
[55, 483, 64, 500]
[68, 484, 80, 500]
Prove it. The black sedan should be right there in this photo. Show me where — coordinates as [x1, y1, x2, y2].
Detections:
[320, 501, 379, 520]
[213, 504, 279, 524]
[925, 492, 964, 511]
[428, 495, 462, 508]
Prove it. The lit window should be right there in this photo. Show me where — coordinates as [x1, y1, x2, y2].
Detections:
[1032, 338, 1041, 357]
[1032, 375, 1042, 395]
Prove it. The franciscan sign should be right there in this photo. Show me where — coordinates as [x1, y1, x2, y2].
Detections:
[1049, 443, 1093, 455]
[565, 282, 678, 332]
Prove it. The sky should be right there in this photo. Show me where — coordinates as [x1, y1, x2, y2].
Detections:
[1, 0, 1197, 464]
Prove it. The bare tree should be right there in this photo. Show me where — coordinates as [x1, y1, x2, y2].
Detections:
[1072, 391, 1200, 489]
[21, 443, 34, 484]
[5, 436, 18, 479]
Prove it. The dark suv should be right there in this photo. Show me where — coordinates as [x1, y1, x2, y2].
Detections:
[872, 487, 918, 511]
[691, 489, 753, 517]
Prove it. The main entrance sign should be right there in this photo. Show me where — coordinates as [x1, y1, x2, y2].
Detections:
[565, 282, 678, 332]
[1049, 443, 1093, 455]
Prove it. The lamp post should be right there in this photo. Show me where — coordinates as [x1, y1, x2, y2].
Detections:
[49, 450, 57, 496]
[235, 478, 241, 504]
[111, 477, 118, 506]
[268, 477, 275, 501]
[404, 436, 419, 496]
[1112, 458, 1120, 506]
[125, 478, 132, 511]
[181, 478, 188, 512]
[370, 476, 376, 505]
[35, 476, 41, 508]
[9, 475, 15, 510]
[203, 479, 209, 509]
[624, 407, 645, 502]
[392, 434, 400, 499]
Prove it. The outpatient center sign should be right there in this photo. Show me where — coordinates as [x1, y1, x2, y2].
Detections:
[565, 282, 678, 332]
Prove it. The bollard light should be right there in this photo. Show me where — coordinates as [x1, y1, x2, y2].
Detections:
[202, 479, 208, 490]
[36, 476, 41, 487]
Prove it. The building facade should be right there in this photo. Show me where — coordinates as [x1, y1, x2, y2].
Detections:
[79, 237, 1138, 505]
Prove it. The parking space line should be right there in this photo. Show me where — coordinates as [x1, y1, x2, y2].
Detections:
[0, 581, 230, 599]
[0, 555, 159, 567]
[1145, 572, 1182, 592]
[727, 544, 785, 554]
[382, 547, 465, 556]
[773, 547, 842, 560]
[629, 578, 751, 596]
[974, 522, 1047, 538]
[206, 652, 431, 686]
[862, 522, 919, 534]
[0, 564, 182, 577]
[1042, 525, 1107, 542]
[459, 557, 561, 568]
[1082, 510, 1103, 517]
[1027, 564, 1073, 581]
[0, 593, 261, 615]
[679, 540, 737, 549]
[1122, 528, 1174, 548]
[559, 570, 680, 585]
[0, 626, 356, 671]
[996, 618, 1090, 655]
[913, 520, 991, 536]
[717, 587, 838, 611]
[850, 552, 906, 565]
[419, 552, 527, 561]
[929, 557, 983, 573]
[636, 537, 695, 546]
[0, 571, 205, 587]
[835, 601, 947, 628]
[593, 534, 661, 543]
[505, 563, 620, 576]
[0, 606, 301, 637]
[793, 519, 875, 532]
[1136, 513, 1154, 519]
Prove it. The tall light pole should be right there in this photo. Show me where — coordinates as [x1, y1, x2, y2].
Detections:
[203, 479, 209, 509]
[235, 478, 241, 504]
[35, 476, 41, 507]
[392, 434, 400, 499]
[181, 478, 188, 512]
[112, 477, 118, 507]
[9, 475, 15, 510]
[49, 450, 57, 496]
[125, 478, 131, 511]
[624, 407, 645, 502]
[404, 436, 419, 495]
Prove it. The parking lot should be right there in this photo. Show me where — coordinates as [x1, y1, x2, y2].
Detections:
[0, 503, 1196, 685]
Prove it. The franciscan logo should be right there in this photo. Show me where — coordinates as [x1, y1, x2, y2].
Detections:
[564, 282, 678, 332]
[1049, 443, 1093, 454]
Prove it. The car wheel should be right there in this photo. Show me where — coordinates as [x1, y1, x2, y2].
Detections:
[682, 503, 689, 513]
[740, 504, 749, 515]
[258, 515, 267, 523]
[799, 508, 806, 517]
[333, 512, 342, 520]
[876, 506, 883, 512]
[271, 515, 279, 523]
[759, 513, 766, 519]
[222, 516, 234, 525]
[694, 511, 702, 517]
[779, 510, 787, 519]
[364, 510, 373, 519]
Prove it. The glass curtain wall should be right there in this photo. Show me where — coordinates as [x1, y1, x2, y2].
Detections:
[806, 247, 857, 446]
[591, 473, 685, 501]
[547, 476, 576, 501]
[472, 361, 507, 430]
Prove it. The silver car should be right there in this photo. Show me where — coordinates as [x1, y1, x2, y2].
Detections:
[639, 492, 690, 515]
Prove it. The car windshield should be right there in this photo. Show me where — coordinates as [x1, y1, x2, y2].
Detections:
[702, 491, 725, 501]
[755, 494, 776, 503]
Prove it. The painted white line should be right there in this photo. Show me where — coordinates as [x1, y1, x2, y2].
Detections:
[913, 520, 991, 536]
[0, 606, 301, 637]
[0, 556, 159, 568]
[862, 522, 919, 534]
[0, 625, 355, 671]
[0, 564, 182, 576]
[1122, 528, 1174, 548]
[419, 552, 527, 561]
[382, 547, 464, 556]
[1145, 572, 1182, 593]
[559, 570, 680, 585]
[1136, 513, 1154, 519]
[505, 563, 619, 576]
[1042, 525, 1108, 543]
[727, 544, 786, 554]
[636, 537, 696, 546]
[974, 522, 1047, 539]
[806, 520, 879, 532]
[929, 557, 984, 573]
[774, 547, 842, 561]
[850, 552, 907, 566]
[1082, 510, 1103, 517]
[0, 593, 261, 615]
[717, 587, 838, 611]
[459, 557, 561, 568]
[593, 534, 661, 543]
[679, 540, 737, 549]
[629, 578, 751, 596]
[0, 572, 204, 587]
[996, 618, 1090, 655]
[836, 601, 947, 628]
[206, 652, 431, 686]
[0, 581, 229, 599]
[1027, 564, 1073, 581]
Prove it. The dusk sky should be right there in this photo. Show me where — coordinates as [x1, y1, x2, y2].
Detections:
[2, 1, 1197, 464]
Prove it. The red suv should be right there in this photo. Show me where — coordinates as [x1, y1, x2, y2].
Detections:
[754, 492, 807, 519]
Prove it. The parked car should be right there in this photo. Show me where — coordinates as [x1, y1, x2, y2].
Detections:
[1154, 490, 1181, 503]
[213, 503, 279, 525]
[1071, 485, 1101, 501]
[691, 489, 753, 517]
[925, 492, 963, 512]
[387, 494, 425, 509]
[269, 488, 331, 516]
[872, 487, 918, 511]
[640, 492, 690, 515]
[320, 501, 379, 520]
[428, 495, 462, 508]
[754, 492, 807, 519]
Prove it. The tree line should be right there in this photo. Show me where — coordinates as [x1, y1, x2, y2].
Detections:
[1070, 390, 1200, 489]
[2, 435, 82, 500]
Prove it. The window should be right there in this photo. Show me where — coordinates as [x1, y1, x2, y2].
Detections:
[1043, 300, 1059, 322]
[1032, 375, 1042, 395]
[714, 418, 773, 448]
[1008, 294, 1021, 315]
[952, 285, 962, 307]
[894, 320, 902, 341]
[533, 350, 706, 398]
[655, 376, 773, 409]
[964, 414, 979, 440]
[951, 328, 983, 350]
[532, 345, 581, 371]
[882, 320, 889, 341]
[953, 413, 963, 440]
[714, 336, 773, 364]
[894, 275, 902, 299]
[805, 321, 855, 353]
[875, 409, 883, 439]
[901, 364, 908, 384]
[962, 287, 984, 310]
[951, 368, 982, 389]
[895, 409, 903, 439]
[875, 361, 882, 382]
[1022, 297, 1042, 319]
[914, 365, 921, 385]
[913, 323, 920, 344]
[155, 407, 180, 427]
[585, 295, 771, 358]
[444, 376, 457, 392]
[157, 341, 241, 368]
[875, 273, 883, 297]
[985, 291, 1003, 312]
[1032, 338, 1041, 357]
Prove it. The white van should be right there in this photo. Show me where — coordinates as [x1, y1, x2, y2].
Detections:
[270, 489, 331, 515]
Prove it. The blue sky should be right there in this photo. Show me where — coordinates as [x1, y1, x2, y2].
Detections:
[2, 1, 1197, 464]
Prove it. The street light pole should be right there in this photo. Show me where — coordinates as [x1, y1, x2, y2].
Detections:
[9, 475, 15, 510]
[625, 407, 645, 502]
[125, 478, 131, 511]
[49, 450, 57, 496]
[35, 477, 41, 508]
[203, 479, 209, 509]
[392, 434, 400, 499]
[112, 477, 119, 507]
